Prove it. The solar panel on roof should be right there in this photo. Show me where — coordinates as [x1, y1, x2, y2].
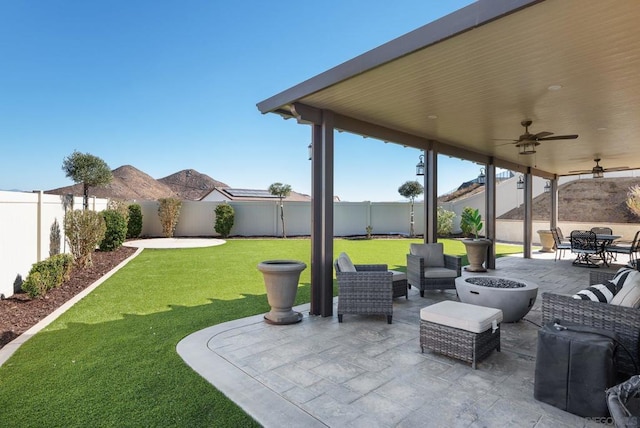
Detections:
[226, 188, 277, 198]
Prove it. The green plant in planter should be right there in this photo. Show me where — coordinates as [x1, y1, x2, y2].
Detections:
[460, 208, 483, 240]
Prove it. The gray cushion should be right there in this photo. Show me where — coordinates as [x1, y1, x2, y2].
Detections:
[420, 301, 503, 333]
[423, 267, 458, 279]
[410, 243, 445, 267]
[336, 252, 356, 272]
[389, 270, 406, 281]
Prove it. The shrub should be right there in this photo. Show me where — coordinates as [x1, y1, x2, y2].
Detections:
[49, 218, 61, 256]
[64, 209, 106, 267]
[214, 203, 234, 238]
[437, 206, 456, 236]
[127, 203, 143, 238]
[107, 199, 130, 223]
[99, 209, 127, 251]
[627, 185, 640, 219]
[459, 207, 475, 237]
[158, 198, 182, 238]
[21, 253, 73, 298]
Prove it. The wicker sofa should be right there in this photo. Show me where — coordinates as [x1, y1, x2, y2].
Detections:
[541, 270, 640, 376]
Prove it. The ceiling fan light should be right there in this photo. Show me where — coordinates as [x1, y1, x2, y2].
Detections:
[517, 141, 538, 155]
[593, 168, 604, 179]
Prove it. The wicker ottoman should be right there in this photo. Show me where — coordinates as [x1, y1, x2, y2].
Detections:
[390, 270, 408, 299]
[420, 301, 503, 369]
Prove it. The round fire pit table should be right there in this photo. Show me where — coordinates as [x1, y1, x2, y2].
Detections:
[455, 276, 538, 323]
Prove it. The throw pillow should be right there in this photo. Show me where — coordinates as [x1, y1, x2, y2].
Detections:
[409, 243, 445, 267]
[336, 252, 356, 272]
[573, 282, 619, 303]
[610, 268, 640, 307]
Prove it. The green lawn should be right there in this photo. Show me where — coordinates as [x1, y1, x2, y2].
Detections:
[0, 238, 522, 427]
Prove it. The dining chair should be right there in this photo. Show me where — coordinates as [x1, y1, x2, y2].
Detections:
[551, 228, 571, 261]
[570, 230, 602, 267]
[607, 231, 640, 267]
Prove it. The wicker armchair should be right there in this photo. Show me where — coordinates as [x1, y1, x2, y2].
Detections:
[334, 253, 394, 324]
[541, 271, 640, 376]
[407, 243, 461, 297]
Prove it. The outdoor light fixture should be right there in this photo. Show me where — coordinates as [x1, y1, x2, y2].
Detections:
[544, 181, 551, 193]
[416, 154, 425, 176]
[592, 164, 604, 179]
[517, 175, 525, 190]
[516, 141, 539, 155]
[308, 143, 312, 160]
[477, 167, 486, 185]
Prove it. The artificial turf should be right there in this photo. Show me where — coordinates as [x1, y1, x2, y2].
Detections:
[0, 238, 522, 427]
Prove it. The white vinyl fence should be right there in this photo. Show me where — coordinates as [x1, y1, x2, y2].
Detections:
[0, 191, 108, 299]
[5, 187, 637, 298]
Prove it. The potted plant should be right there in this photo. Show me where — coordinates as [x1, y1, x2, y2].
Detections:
[460, 208, 491, 272]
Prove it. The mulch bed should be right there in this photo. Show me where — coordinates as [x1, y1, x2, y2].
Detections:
[0, 246, 137, 350]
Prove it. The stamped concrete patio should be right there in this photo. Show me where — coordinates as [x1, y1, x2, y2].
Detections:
[178, 252, 631, 427]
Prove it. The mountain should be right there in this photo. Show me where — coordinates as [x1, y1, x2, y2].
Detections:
[499, 177, 640, 223]
[158, 169, 228, 200]
[46, 165, 178, 201]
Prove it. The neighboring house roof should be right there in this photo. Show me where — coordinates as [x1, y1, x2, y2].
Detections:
[200, 187, 312, 202]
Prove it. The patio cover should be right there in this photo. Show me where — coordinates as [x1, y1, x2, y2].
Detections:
[257, 0, 640, 316]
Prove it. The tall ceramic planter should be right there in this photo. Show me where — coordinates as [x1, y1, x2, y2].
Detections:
[463, 238, 491, 272]
[537, 230, 555, 253]
[257, 260, 307, 325]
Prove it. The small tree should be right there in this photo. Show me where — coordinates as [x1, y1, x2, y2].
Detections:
[437, 206, 456, 237]
[64, 209, 106, 267]
[127, 203, 143, 239]
[158, 198, 182, 238]
[627, 185, 640, 219]
[49, 218, 61, 256]
[398, 181, 424, 237]
[62, 151, 113, 210]
[214, 203, 235, 238]
[268, 183, 292, 238]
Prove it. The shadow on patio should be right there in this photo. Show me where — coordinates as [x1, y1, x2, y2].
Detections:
[178, 251, 632, 427]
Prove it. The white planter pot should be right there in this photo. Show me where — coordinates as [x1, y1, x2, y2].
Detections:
[257, 260, 307, 324]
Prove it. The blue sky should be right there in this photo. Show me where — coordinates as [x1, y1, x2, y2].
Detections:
[1, 0, 480, 201]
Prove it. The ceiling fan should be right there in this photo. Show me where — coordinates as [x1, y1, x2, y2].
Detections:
[496, 120, 579, 155]
[568, 158, 629, 178]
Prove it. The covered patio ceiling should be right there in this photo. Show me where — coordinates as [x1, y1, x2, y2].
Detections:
[257, 0, 640, 179]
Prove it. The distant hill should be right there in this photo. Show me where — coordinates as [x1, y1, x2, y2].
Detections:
[499, 177, 640, 223]
[158, 169, 228, 200]
[46, 165, 227, 201]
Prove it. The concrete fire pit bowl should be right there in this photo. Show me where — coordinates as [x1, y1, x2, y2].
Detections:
[455, 276, 538, 323]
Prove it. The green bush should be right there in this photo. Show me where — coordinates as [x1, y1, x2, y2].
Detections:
[127, 203, 143, 238]
[158, 198, 182, 238]
[107, 199, 130, 223]
[21, 253, 73, 298]
[437, 206, 456, 236]
[99, 209, 127, 251]
[214, 203, 234, 238]
[459, 207, 475, 237]
[64, 209, 106, 267]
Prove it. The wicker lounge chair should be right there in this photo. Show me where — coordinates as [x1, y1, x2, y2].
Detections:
[541, 270, 640, 376]
[407, 243, 461, 297]
[334, 253, 395, 324]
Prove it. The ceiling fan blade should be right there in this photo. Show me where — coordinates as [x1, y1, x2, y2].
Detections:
[534, 131, 553, 139]
[568, 169, 591, 174]
[538, 134, 579, 141]
[492, 138, 518, 142]
[604, 166, 630, 172]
